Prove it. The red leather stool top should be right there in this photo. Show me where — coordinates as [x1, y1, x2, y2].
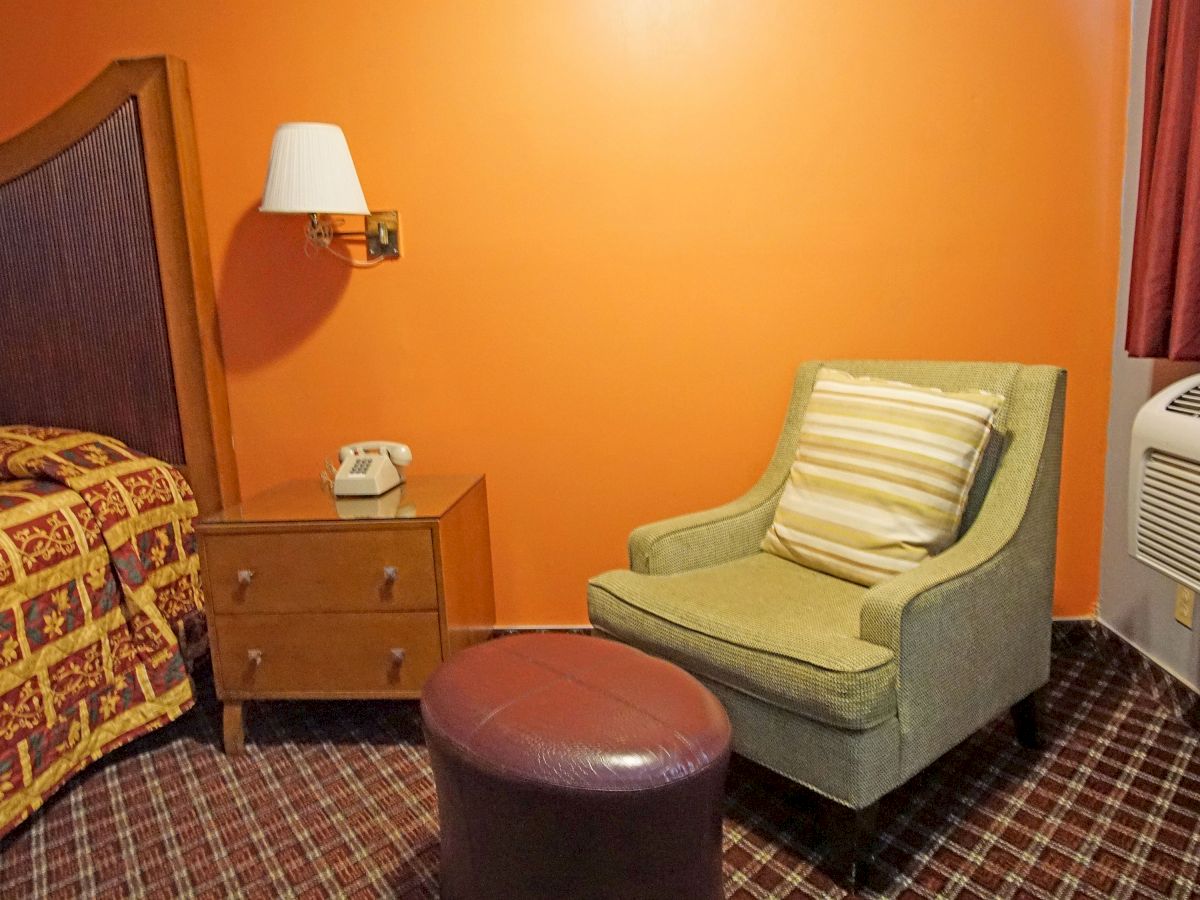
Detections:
[421, 633, 731, 791]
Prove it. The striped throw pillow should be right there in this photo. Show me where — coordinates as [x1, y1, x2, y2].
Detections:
[761, 367, 1004, 586]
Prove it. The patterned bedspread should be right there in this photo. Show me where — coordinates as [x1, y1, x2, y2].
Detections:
[0, 426, 203, 840]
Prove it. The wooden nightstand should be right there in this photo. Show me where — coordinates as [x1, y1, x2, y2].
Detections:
[197, 475, 495, 755]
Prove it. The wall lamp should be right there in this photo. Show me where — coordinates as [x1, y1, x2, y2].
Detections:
[259, 122, 400, 267]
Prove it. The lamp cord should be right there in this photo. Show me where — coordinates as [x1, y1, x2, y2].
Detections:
[304, 215, 385, 268]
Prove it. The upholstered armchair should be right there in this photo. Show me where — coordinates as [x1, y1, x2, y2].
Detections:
[587, 360, 1066, 880]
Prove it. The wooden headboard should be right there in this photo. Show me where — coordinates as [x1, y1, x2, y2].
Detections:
[0, 56, 239, 514]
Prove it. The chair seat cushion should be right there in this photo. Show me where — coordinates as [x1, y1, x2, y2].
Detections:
[587, 553, 897, 731]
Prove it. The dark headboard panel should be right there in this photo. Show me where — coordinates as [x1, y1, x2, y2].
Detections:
[0, 57, 238, 513]
[0, 98, 185, 463]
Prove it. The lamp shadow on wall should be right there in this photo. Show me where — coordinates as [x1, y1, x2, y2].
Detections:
[215, 203, 350, 373]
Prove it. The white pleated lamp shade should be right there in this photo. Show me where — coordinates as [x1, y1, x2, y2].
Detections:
[259, 123, 370, 215]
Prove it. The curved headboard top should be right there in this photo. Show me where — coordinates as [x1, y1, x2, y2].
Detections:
[0, 56, 239, 514]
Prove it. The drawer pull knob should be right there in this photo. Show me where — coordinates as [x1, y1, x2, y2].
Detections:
[390, 648, 406, 665]
[237, 570, 255, 586]
[383, 566, 398, 583]
[247, 649, 263, 667]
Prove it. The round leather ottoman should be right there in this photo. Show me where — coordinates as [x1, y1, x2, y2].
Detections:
[420, 633, 732, 900]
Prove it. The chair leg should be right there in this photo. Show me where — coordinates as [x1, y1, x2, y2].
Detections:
[823, 800, 878, 889]
[1011, 692, 1042, 749]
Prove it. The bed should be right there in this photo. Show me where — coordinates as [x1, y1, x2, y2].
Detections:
[0, 56, 239, 839]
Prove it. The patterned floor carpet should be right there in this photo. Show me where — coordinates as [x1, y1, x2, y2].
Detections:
[2, 629, 1199, 899]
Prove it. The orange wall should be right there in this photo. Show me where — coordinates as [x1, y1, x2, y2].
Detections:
[0, 1, 1129, 623]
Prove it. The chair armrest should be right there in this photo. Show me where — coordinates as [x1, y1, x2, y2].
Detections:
[628, 485, 783, 575]
[858, 527, 1041, 653]
[858, 506, 1057, 781]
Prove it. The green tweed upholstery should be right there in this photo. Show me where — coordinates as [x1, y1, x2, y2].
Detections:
[704, 678, 901, 808]
[589, 555, 895, 730]
[588, 360, 1066, 810]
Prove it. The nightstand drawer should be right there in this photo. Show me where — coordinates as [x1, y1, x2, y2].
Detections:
[201, 527, 438, 614]
[214, 612, 442, 697]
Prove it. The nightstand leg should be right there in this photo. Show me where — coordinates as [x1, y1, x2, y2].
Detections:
[223, 701, 246, 756]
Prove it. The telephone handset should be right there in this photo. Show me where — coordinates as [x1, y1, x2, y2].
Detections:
[332, 441, 412, 497]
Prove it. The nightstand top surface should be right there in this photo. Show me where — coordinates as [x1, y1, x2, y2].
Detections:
[201, 474, 483, 525]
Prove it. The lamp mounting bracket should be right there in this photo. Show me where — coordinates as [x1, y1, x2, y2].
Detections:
[364, 210, 401, 259]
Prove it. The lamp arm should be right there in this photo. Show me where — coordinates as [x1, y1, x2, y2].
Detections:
[303, 214, 385, 268]
[305, 212, 398, 263]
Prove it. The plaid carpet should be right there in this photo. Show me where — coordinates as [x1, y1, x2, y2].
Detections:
[2, 628, 1198, 899]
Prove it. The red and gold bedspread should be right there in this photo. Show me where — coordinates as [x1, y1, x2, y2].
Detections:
[0, 426, 202, 839]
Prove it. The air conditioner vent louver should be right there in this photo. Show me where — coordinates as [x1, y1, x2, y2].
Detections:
[1166, 384, 1200, 417]
[1130, 374, 1200, 593]
[1135, 452, 1200, 588]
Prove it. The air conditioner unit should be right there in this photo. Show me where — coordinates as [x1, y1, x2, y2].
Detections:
[1129, 373, 1200, 592]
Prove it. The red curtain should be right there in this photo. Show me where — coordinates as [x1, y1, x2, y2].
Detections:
[1128, 0, 1200, 360]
